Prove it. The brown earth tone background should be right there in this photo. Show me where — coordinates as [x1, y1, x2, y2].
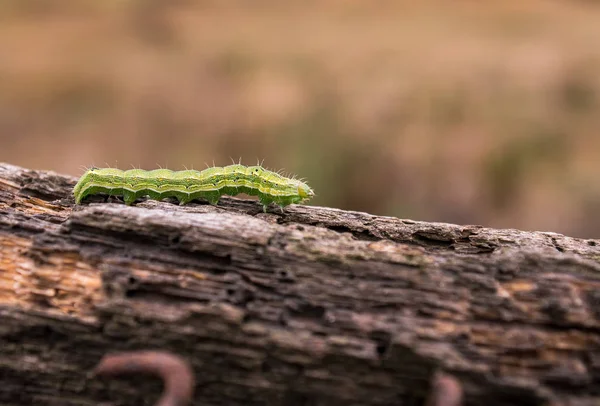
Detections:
[1, 0, 599, 238]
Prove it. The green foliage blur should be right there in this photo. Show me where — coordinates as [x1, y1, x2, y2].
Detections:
[1, 0, 599, 238]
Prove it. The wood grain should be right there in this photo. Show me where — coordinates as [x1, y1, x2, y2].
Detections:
[0, 162, 599, 406]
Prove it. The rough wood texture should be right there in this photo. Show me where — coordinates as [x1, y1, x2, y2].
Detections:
[0, 162, 599, 406]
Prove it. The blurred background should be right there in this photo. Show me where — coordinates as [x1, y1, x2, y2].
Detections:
[0, 0, 598, 238]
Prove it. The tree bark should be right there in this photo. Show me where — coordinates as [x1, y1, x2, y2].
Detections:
[0, 162, 599, 406]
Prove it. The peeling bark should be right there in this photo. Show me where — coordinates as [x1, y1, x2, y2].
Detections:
[0, 162, 599, 406]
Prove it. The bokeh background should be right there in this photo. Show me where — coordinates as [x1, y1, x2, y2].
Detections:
[1, 1, 599, 238]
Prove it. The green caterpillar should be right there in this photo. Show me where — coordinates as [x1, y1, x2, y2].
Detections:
[73, 164, 314, 211]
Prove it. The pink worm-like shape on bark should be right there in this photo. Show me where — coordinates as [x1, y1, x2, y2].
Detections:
[426, 372, 463, 406]
[93, 350, 195, 406]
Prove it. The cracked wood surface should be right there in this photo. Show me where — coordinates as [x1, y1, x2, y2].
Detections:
[0, 162, 599, 406]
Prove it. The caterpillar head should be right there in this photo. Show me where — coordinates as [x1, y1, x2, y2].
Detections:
[297, 182, 314, 202]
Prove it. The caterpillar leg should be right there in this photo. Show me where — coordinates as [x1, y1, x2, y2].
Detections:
[259, 196, 273, 213]
[206, 196, 219, 205]
[178, 195, 192, 205]
[122, 190, 137, 205]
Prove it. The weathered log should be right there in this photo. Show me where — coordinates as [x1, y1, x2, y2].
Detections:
[0, 162, 599, 406]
